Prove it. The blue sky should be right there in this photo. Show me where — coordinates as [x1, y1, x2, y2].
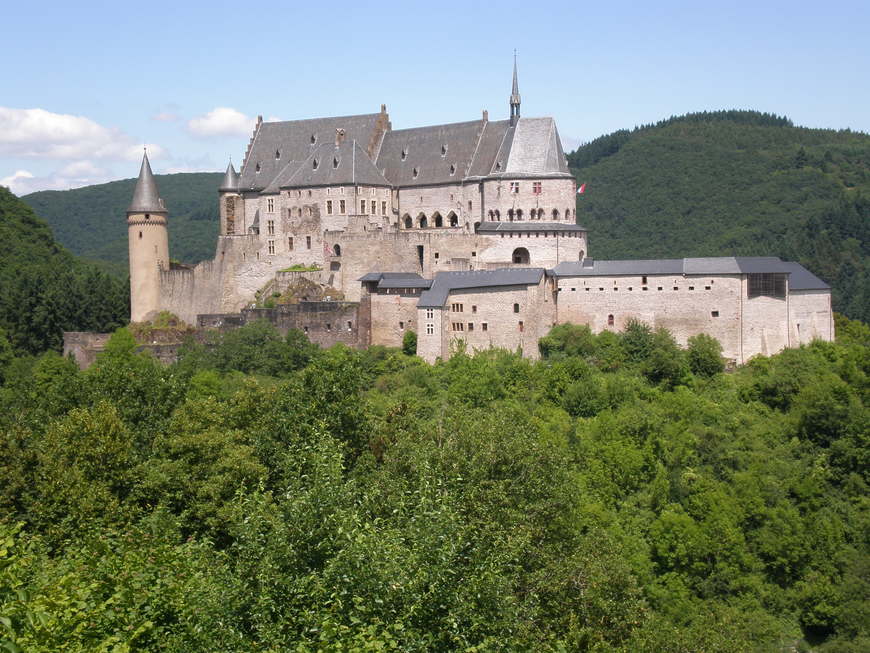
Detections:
[2, 0, 868, 194]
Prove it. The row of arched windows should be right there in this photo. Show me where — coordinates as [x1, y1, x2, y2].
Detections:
[402, 211, 460, 229]
[487, 208, 573, 222]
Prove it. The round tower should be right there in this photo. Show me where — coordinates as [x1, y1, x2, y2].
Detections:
[127, 152, 169, 322]
[219, 160, 243, 235]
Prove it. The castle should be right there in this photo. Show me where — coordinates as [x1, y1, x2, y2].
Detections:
[120, 62, 833, 365]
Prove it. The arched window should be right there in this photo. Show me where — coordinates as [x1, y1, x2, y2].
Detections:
[403, 214, 412, 229]
[448, 212, 458, 227]
[433, 212, 443, 228]
[474, 221, 481, 233]
[494, 209, 500, 221]
[537, 209, 544, 220]
[508, 209, 514, 221]
[579, 250, 585, 260]
[512, 247, 530, 264]
[516, 209, 523, 220]
[607, 314, 614, 327]
[333, 244, 341, 256]
[566, 208, 571, 219]
[418, 214, 427, 229]
[552, 209, 560, 220]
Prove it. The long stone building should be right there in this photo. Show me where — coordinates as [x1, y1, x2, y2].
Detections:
[113, 61, 833, 366]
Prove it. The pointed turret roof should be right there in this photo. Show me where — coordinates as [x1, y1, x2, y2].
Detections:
[127, 152, 166, 213]
[510, 52, 521, 107]
[219, 160, 241, 192]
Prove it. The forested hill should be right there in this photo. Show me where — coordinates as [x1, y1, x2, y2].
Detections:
[23, 172, 223, 273]
[0, 186, 128, 355]
[568, 110, 870, 322]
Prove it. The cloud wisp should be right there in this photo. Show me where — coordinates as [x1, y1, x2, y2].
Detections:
[188, 107, 255, 137]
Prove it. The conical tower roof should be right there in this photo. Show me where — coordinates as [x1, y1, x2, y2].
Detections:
[127, 152, 166, 213]
[219, 160, 241, 192]
[510, 52, 521, 106]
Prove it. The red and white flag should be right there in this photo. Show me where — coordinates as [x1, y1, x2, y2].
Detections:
[577, 183, 587, 195]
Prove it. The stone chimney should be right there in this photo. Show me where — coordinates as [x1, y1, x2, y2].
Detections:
[482, 109, 489, 122]
[335, 128, 346, 147]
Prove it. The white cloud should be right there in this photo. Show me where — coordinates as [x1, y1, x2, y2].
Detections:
[1, 170, 35, 193]
[188, 107, 255, 137]
[59, 160, 105, 177]
[151, 111, 179, 122]
[1, 158, 116, 195]
[0, 107, 164, 161]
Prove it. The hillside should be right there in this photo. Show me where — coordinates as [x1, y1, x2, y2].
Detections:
[568, 110, 870, 322]
[0, 186, 128, 354]
[23, 172, 223, 271]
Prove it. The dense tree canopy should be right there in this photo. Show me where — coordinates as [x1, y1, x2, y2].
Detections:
[1, 318, 867, 651]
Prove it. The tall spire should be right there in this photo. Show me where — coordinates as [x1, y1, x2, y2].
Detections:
[510, 50, 521, 126]
[127, 151, 166, 213]
[220, 159, 240, 192]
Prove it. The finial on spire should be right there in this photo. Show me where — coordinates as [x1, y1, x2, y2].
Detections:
[510, 51, 521, 126]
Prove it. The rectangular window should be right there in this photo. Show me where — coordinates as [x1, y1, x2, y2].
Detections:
[532, 181, 542, 195]
[747, 273, 786, 299]
[468, 200, 472, 211]
[381, 201, 387, 216]
[288, 236, 294, 250]
[340, 199, 346, 214]
[510, 182, 519, 194]
[642, 276, 648, 285]
[518, 320, 524, 332]
[360, 200, 366, 214]
[451, 303, 463, 312]
[347, 321, 352, 331]
[471, 305, 477, 313]
[267, 198, 274, 212]
[426, 309, 434, 319]
[468, 323, 474, 331]
[267, 240, 275, 255]
[482, 322, 488, 332]
[452, 322, 464, 332]
[426, 323, 434, 335]
[306, 236, 311, 249]
[371, 200, 376, 214]
[326, 200, 333, 215]
[711, 311, 720, 317]
[267, 219, 275, 235]
[399, 321, 405, 330]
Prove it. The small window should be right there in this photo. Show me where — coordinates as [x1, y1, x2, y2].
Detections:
[450, 164, 456, 175]
[571, 287, 576, 292]
[267, 198, 275, 212]
[711, 311, 719, 317]
[468, 323, 474, 331]
[607, 314, 614, 326]
[518, 320, 524, 332]
[381, 201, 387, 215]
[689, 286, 695, 291]
[482, 322, 488, 332]
[401, 148, 408, 161]
[412, 167, 419, 178]
[471, 251, 476, 257]
[532, 181, 542, 195]
[628, 287, 633, 291]
[138, 231, 142, 239]
[513, 303, 520, 313]
[371, 200, 376, 214]
[642, 276, 648, 285]
[326, 200, 333, 215]
[340, 199, 346, 214]
[333, 156, 339, 169]
[399, 321, 405, 329]
[310, 134, 317, 144]
[312, 158, 319, 170]
[255, 163, 261, 173]
[306, 236, 311, 249]
[451, 303, 463, 312]
[441, 144, 447, 156]
[426, 309, 434, 319]
[303, 326, 308, 334]
[426, 323, 434, 335]
[705, 285, 711, 290]
[267, 219, 275, 235]
[434, 252, 440, 260]
[361, 200, 366, 213]
[268, 239, 275, 255]
[471, 305, 477, 314]
[326, 323, 331, 332]
[657, 287, 663, 291]
[673, 286, 679, 291]
[347, 321, 352, 331]
[275, 149, 281, 160]
[288, 237, 294, 250]
[510, 181, 519, 194]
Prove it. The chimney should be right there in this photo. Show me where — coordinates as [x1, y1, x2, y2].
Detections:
[335, 128, 346, 147]
[482, 109, 489, 122]
[381, 104, 387, 114]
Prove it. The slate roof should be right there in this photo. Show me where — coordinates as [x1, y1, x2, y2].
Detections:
[418, 268, 546, 308]
[239, 113, 383, 191]
[551, 257, 812, 278]
[466, 120, 511, 177]
[128, 152, 166, 213]
[268, 140, 389, 191]
[219, 161, 240, 192]
[781, 262, 831, 290]
[476, 221, 585, 233]
[377, 120, 485, 186]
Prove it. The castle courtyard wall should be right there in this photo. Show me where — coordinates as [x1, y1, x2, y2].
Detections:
[369, 290, 422, 348]
[788, 289, 834, 345]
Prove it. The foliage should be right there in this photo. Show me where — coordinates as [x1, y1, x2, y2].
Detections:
[401, 330, 417, 356]
[568, 110, 870, 322]
[0, 187, 128, 355]
[0, 318, 867, 650]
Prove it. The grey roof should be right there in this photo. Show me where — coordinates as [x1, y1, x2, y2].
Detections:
[358, 271, 425, 282]
[274, 139, 389, 190]
[476, 221, 585, 233]
[552, 256, 808, 278]
[466, 120, 511, 177]
[128, 152, 166, 213]
[418, 268, 545, 308]
[378, 277, 433, 289]
[377, 120, 486, 186]
[219, 160, 240, 192]
[498, 117, 570, 176]
[781, 262, 831, 290]
[240, 113, 383, 191]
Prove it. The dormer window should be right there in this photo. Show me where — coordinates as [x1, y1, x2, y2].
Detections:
[275, 149, 281, 160]
[333, 156, 340, 169]
[310, 134, 317, 145]
[495, 161, 502, 171]
[412, 167, 419, 179]
[401, 148, 408, 161]
[441, 144, 447, 156]
[449, 164, 456, 175]
[313, 158, 319, 170]
[255, 162, 261, 173]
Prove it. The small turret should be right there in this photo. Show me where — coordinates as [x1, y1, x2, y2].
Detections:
[219, 160, 241, 192]
[127, 152, 170, 322]
[510, 52, 521, 127]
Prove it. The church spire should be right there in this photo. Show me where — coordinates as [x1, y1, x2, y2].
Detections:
[127, 151, 166, 213]
[510, 51, 521, 126]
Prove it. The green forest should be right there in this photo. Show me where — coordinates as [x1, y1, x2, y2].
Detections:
[568, 110, 869, 322]
[23, 172, 223, 275]
[1, 316, 868, 651]
[0, 187, 128, 355]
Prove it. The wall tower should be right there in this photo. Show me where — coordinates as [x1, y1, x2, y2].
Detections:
[127, 152, 169, 322]
[219, 159, 244, 235]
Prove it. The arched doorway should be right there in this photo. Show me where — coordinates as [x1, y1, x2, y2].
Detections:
[512, 247, 530, 264]
[333, 243, 341, 256]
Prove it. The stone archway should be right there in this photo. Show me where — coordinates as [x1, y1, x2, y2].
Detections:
[512, 247, 530, 264]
